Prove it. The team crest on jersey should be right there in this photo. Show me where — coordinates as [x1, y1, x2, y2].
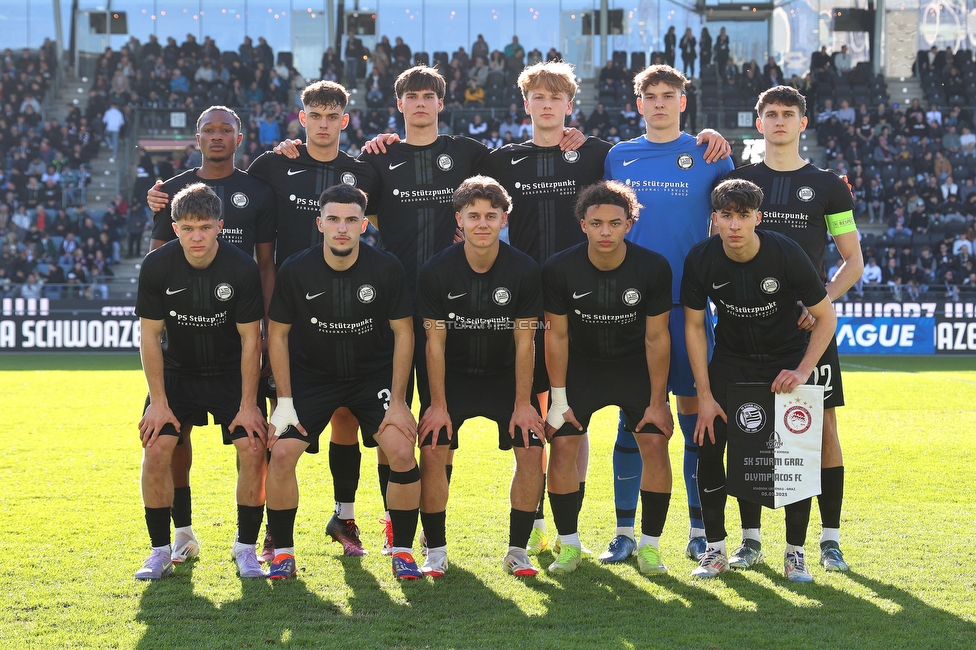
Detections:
[797, 186, 815, 202]
[358, 284, 376, 303]
[492, 287, 511, 306]
[341, 172, 357, 186]
[622, 288, 641, 306]
[214, 283, 234, 301]
[436, 154, 454, 171]
[784, 405, 813, 434]
[676, 153, 694, 170]
[563, 150, 580, 163]
[736, 402, 766, 433]
[231, 192, 249, 208]
[760, 277, 780, 294]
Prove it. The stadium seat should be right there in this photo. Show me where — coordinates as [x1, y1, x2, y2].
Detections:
[277, 51, 293, 68]
[631, 51, 646, 72]
[613, 50, 628, 69]
[433, 51, 449, 69]
[414, 51, 430, 66]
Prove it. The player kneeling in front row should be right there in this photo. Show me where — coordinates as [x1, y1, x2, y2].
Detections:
[264, 184, 423, 580]
[135, 183, 268, 580]
[543, 180, 674, 575]
[417, 176, 546, 578]
[682, 179, 837, 582]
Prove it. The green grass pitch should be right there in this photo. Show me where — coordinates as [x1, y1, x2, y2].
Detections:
[0, 353, 974, 649]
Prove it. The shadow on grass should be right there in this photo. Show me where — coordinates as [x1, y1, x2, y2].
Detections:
[134, 553, 976, 649]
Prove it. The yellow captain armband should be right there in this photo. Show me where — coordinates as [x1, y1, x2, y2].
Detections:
[826, 210, 856, 236]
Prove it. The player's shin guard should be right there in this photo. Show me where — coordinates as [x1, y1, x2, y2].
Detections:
[549, 491, 580, 536]
[535, 474, 547, 520]
[329, 442, 361, 504]
[267, 508, 298, 550]
[784, 498, 813, 547]
[677, 413, 704, 530]
[639, 491, 671, 537]
[388, 465, 421, 548]
[172, 486, 192, 528]
[738, 498, 763, 530]
[509, 509, 537, 549]
[818, 466, 844, 530]
[697, 452, 728, 543]
[237, 504, 265, 546]
[377, 463, 391, 511]
[145, 507, 172, 548]
[419, 511, 447, 549]
[613, 411, 641, 528]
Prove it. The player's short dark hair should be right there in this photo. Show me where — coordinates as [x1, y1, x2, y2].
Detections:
[301, 80, 349, 111]
[633, 64, 688, 96]
[575, 180, 642, 221]
[394, 65, 446, 99]
[710, 178, 764, 212]
[453, 175, 511, 213]
[756, 85, 807, 117]
[319, 183, 368, 213]
[171, 183, 222, 222]
[196, 105, 241, 132]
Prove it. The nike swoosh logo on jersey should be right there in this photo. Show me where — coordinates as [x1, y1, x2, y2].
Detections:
[712, 282, 730, 289]
[305, 291, 326, 300]
[703, 485, 724, 493]
[622, 158, 640, 166]
[447, 292, 467, 300]
[511, 156, 529, 165]
[287, 169, 306, 176]
[389, 161, 407, 170]
[572, 291, 592, 299]
[165, 287, 187, 295]
[616, 475, 637, 481]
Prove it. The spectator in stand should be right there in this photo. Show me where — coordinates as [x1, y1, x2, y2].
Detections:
[584, 103, 610, 137]
[941, 174, 959, 200]
[861, 257, 882, 286]
[909, 201, 930, 234]
[851, 177, 867, 220]
[463, 78, 485, 107]
[960, 125, 976, 156]
[925, 103, 943, 126]
[546, 47, 563, 62]
[467, 113, 488, 139]
[715, 27, 730, 71]
[392, 36, 411, 65]
[867, 177, 885, 224]
[833, 45, 852, 75]
[664, 26, 677, 67]
[102, 102, 125, 158]
[699, 28, 712, 69]
[836, 99, 855, 126]
[763, 56, 783, 88]
[469, 56, 489, 89]
[344, 30, 363, 89]
[680, 28, 697, 77]
[886, 205, 911, 238]
[258, 112, 281, 150]
[472, 34, 490, 61]
[504, 36, 525, 74]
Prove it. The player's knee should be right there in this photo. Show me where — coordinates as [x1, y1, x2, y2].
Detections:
[383, 442, 417, 470]
[329, 408, 360, 444]
[268, 443, 302, 473]
[513, 445, 543, 471]
[143, 439, 176, 470]
[236, 442, 267, 469]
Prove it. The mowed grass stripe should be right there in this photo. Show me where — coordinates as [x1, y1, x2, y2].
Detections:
[1, 355, 973, 648]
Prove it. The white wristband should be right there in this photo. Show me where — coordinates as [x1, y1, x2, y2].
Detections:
[546, 387, 569, 430]
[270, 397, 298, 436]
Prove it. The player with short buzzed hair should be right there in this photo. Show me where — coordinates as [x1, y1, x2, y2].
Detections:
[416, 175, 545, 578]
[682, 178, 837, 582]
[542, 180, 674, 575]
[264, 183, 422, 580]
[724, 84, 861, 572]
[135, 182, 267, 580]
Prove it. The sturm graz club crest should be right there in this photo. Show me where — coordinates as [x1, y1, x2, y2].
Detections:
[761, 277, 780, 294]
[358, 284, 376, 303]
[736, 402, 766, 433]
[563, 150, 580, 163]
[341, 172, 357, 186]
[492, 287, 511, 306]
[437, 154, 454, 171]
[231, 192, 249, 208]
[676, 153, 694, 170]
[214, 282, 234, 301]
[622, 288, 641, 306]
[797, 186, 815, 202]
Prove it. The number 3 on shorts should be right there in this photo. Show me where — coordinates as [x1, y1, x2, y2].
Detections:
[377, 388, 392, 411]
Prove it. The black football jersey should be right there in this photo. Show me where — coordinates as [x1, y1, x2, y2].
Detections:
[268, 243, 413, 381]
[417, 242, 542, 376]
[542, 241, 672, 361]
[248, 147, 379, 266]
[484, 137, 611, 263]
[681, 230, 828, 364]
[726, 162, 856, 282]
[360, 136, 490, 292]
[136, 240, 264, 376]
[150, 168, 276, 255]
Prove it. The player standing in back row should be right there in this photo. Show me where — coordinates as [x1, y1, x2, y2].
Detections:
[724, 85, 862, 572]
[603, 64, 734, 565]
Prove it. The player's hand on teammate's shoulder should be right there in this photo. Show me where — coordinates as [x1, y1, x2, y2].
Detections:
[229, 404, 269, 449]
[147, 180, 168, 213]
[696, 129, 732, 163]
[419, 404, 453, 448]
[637, 401, 674, 440]
[379, 399, 417, 445]
[558, 127, 586, 151]
[138, 402, 181, 448]
[509, 403, 546, 448]
[694, 394, 726, 446]
[273, 138, 303, 159]
[362, 132, 401, 155]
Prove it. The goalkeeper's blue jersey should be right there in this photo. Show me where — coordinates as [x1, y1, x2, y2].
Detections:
[605, 133, 734, 303]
